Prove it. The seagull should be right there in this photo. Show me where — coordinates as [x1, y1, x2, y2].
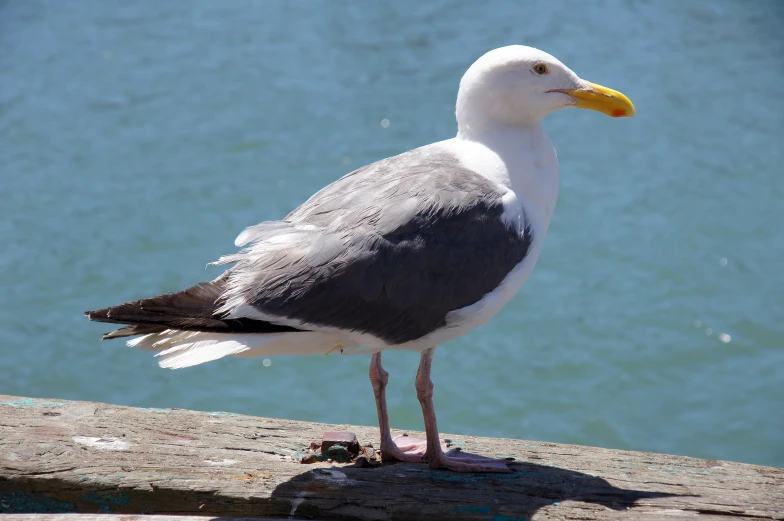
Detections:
[86, 45, 634, 473]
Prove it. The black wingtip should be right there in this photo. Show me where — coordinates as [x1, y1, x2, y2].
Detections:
[85, 307, 113, 321]
[84, 310, 102, 320]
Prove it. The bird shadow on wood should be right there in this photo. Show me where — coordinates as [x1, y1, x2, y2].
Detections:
[270, 459, 685, 520]
[0, 461, 686, 518]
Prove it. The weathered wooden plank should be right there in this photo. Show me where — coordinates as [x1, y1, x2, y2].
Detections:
[3, 514, 291, 521]
[0, 513, 761, 521]
[0, 395, 781, 520]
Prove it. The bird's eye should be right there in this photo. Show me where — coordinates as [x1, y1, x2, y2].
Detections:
[533, 63, 548, 75]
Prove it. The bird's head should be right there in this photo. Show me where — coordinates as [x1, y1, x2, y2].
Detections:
[456, 45, 635, 133]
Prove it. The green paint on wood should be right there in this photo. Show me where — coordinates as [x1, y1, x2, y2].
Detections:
[325, 444, 352, 463]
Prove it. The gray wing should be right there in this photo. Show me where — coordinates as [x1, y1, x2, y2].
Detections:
[217, 146, 533, 345]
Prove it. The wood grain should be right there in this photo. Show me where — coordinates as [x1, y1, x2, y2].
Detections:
[1, 395, 781, 520]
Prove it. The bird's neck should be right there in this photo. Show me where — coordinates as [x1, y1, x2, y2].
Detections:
[457, 123, 560, 237]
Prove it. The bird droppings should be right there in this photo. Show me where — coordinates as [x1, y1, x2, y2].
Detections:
[72, 436, 130, 451]
[289, 492, 308, 517]
[312, 467, 357, 486]
[205, 458, 238, 466]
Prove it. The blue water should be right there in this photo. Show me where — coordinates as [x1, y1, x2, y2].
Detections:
[1, 1, 782, 468]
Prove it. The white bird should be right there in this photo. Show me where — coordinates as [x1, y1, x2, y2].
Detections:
[87, 45, 634, 472]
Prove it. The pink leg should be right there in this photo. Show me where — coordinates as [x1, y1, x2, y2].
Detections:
[415, 347, 512, 472]
[369, 352, 431, 462]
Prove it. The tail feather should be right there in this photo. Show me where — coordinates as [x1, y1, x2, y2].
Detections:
[102, 324, 168, 340]
[84, 275, 359, 370]
[85, 275, 302, 338]
[128, 330, 364, 369]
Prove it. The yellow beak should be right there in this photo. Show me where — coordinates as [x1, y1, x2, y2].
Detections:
[556, 81, 636, 118]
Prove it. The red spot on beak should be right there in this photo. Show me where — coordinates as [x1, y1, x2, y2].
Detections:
[611, 108, 626, 118]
